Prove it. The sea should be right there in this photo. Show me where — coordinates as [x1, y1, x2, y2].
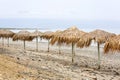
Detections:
[0, 18, 119, 34]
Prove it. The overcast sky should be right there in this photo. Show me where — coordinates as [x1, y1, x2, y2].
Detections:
[0, 0, 120, 21]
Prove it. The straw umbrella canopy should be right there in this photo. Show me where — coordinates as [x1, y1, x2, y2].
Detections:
[12, 30, 34, 50]
[89, 29, 116, 44]
[104, 35, 120, 53]
[31, 30, 43, 51]
[88, 29, 116, 69]
[50, 30, 63, 54]
[59, 26, 86, 44]
[59, 26, 86, 63]
[0, 30, 14, 38]
[0, 30, 15, 47]
[41, 31, 54, 52]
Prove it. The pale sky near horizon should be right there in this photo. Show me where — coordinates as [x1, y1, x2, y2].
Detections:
[0, 0, 120, 21]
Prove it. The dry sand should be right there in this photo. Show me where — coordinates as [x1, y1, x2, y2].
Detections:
[0, 39, 120, 80]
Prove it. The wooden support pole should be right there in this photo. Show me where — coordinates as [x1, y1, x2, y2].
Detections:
[7, 38, 9, 47]
[72, 43, 75, 63]
[48, 39, 50, 52]
[36, 37, 38, 51]
[97, 43, 100, 69]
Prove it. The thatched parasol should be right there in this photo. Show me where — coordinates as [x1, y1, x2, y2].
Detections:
[59, 26, 86, 63]
[0, 30, 15, 47]
[59, 26, 86, 44]
[12, 30, 34, 50]
[41, 31, 54, 52]
[50, 30, 63, 54]
[89, 29, 116, 44]
[104, 35, 120, 53]
[31, 30, 43, 51]
[89, 29, 116, 69]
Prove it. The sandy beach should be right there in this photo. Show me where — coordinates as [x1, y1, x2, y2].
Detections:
[0, 39, 120, 80]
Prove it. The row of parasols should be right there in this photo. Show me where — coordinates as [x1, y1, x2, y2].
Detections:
[0, 26, 120, 69]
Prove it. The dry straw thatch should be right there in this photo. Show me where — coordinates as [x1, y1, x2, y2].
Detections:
[13, 30, 34, 50]
[0, 29, 15, 38]
[31, 30, 43, 38]
[104, 35, 120, 53]
[50, 30, 62, 45]
[89, 29, 116, 44]
[13, 30, 33, 41]
[77, 29, 116, 48]
[41, 31, 54, 40]
[59, 26, 86, 44]
[77, 33, 93, 48]
[31, 30, 43, 51]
